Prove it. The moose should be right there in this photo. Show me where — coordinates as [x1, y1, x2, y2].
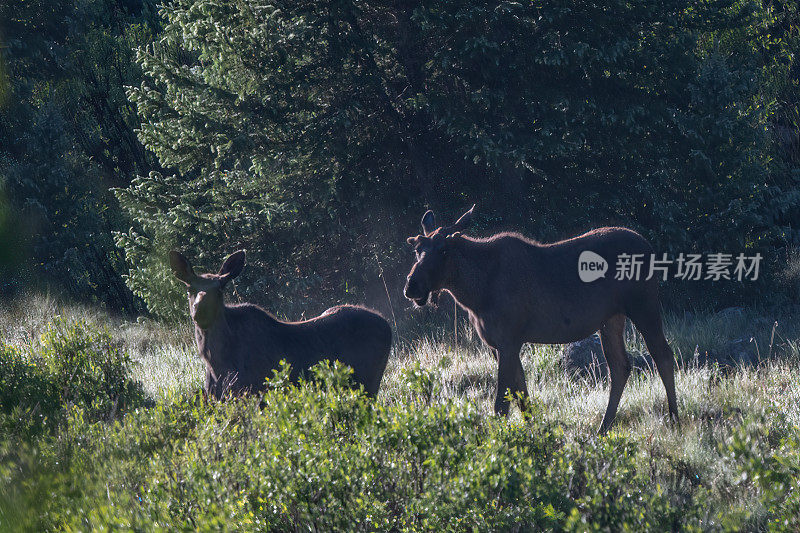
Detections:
[170, 250, 392, 399]
[403, 206, 678, 434]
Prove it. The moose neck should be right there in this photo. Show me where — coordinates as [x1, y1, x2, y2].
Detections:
[195, 305, 233, 371]
[442, 238, 492, 314]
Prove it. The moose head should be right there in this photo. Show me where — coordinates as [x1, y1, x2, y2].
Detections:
[403, 205, 474, 307]
[169, 250, 246, 329]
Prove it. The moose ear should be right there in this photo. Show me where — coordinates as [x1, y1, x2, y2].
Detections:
[169, 251, 195, 285]
[421, 210, 436, 235]
[446, 204, 475, 236]
[218, 250, 246, 282]
[406, 236, 418, 245]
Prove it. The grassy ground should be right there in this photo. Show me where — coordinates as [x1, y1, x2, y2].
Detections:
[2, 294, 800, 530]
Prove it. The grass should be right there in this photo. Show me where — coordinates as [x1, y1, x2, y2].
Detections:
[2, 294, 800, 530]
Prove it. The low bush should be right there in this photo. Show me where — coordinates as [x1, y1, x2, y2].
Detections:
[0, 362, 729, 531]
[728, 413, 800, 532]
[0, 318, 145, 437]
[3, 316, 800, 531]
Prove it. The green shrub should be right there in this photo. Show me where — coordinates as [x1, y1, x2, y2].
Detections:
[0, 344, 58, 436]
[728, 413, 800, 532]
[0, 362, 723, 531]
[37, 318, 145, 421]
[0, 318, 145, 436]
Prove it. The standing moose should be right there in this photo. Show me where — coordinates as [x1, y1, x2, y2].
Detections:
[403, 206, 678, 433]
[170, 250, 392, 399]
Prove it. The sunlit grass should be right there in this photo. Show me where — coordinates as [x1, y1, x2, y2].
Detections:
[4, 294, 799, 426]
[3, 293, 800, 527]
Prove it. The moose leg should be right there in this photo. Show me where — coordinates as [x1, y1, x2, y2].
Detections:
[203, 369, 215, 401]
[630, 304, 679, 427]
[494, 343, 528, 415]
[598, 314, 631, 434]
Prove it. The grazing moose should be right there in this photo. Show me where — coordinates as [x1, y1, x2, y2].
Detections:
[403, 206, 678, 433]
[170, 250, 392, 399]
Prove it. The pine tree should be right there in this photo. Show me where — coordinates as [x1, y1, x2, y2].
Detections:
[120, 0, 792, 318]
[0, 0, 159, 308]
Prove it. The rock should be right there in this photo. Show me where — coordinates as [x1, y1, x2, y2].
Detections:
[715, 307, 745, 320]
[562, 334, 607, 379]
[561, 334, 652, 380]
[700, 337, 759, 369]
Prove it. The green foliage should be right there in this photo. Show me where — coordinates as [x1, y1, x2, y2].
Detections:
[728, 412, 800, 531]
[0, 344, 59, 435]
[115, 169, 282, 320]
[36, 318, 146, 421]
[6, 306, 800, 530]
[0, 318, 145, 437]
[0, 360, 723, 531]
[116, 0, 800, 319]
[0, 0, 159, 307]
[0, 0, 798, 314]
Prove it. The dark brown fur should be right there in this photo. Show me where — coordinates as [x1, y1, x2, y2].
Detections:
[170, 251, 392, 399]
[404, 207, 678, 433]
